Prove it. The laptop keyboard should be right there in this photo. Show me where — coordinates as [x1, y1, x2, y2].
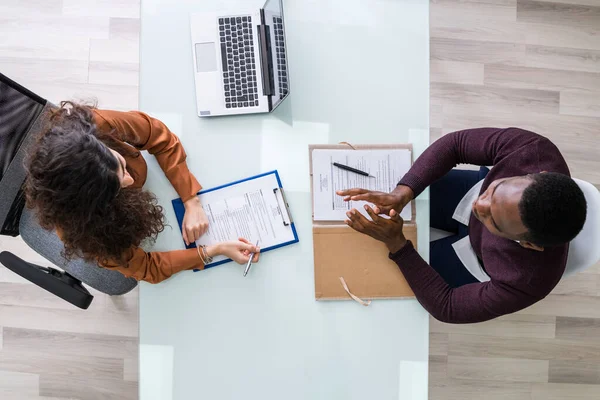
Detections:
[273, 16, 288, 100]
[219, 16, 259, 109]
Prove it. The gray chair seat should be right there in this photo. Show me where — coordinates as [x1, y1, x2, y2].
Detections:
[19, 207, 137, 296]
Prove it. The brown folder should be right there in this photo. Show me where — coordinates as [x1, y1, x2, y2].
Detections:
[309, 144, 417, 301]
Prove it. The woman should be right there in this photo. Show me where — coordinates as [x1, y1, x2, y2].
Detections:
[25, 102, 259, 283]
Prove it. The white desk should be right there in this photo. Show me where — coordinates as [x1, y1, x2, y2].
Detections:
[139, 1, 430, 399]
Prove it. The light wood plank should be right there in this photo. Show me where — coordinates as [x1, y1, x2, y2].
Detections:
[0, 396, 70, 400]
[431, 60, 485, 85]
[560, 89, 600, 117]
[62, 0, 140, 19]
[109, 17, 140, 40]
[0, 305, 137, 337]
[540, 0, 600, 6]
[432, 0, 518, 22]
[0, 35, 90, 62]
[2, 328, 137, 360]
[448, 355, 549, 382]
[0, 349, 124, 380]
[0, 370, 39, 397]
[523, 294, 600, 318]
[556, 316, 600, 343]
[531, 383, 600, 400]
[123, 358, 138, 382]
[429, 355, 448, 382]
[431, 21, 524, 46]
[448, 333, 600, 360]
[39, 374, 137, 399]
[525, 44, 600, 73]
[430, 378, 533, 400]
[430, 314, 556, 338]
[552, 273, 600, 296]
[0, 16, 109, 41]
[100, 286, 139, 314]
[432, 81, 560, 113]
[580, 260, 600, 276]
[524, 24, 600, 54]
[0, 0, 62, 17]
[430, 333, 449, 357]
[432, 8, 600, 51]
[484, 63, 600, 92]
[517, 0, 600, 32]
[549, 359, 600, 384]
[431, 37, 527, 64]
[430, 0, 521, 43]
[0, 57, 88, 84]
[90, 38, 139, 64]
[433, 17, 600, 53]
[431, 104, 444, 129]
[89, 61, 139, 86]
[430, 127, 444, 143]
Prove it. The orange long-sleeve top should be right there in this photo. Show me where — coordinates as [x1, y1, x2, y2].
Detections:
[91, 109, 204, 283]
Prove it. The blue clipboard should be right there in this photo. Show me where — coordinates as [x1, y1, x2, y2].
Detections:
[171, 170, 299, 270]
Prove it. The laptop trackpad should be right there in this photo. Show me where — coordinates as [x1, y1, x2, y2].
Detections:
[195, 42, 217, 72]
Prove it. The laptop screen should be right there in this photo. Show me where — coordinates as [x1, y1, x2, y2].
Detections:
[262, 0, 289, 110]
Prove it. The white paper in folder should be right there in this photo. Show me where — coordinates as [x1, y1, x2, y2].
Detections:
[312, 149, 412, 221]
[191, 171, 298, 267]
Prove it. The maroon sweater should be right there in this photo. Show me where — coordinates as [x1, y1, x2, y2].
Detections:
[392, 128, 569, 324]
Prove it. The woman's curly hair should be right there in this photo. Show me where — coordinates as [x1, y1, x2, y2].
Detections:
[24, 102, 165, 264]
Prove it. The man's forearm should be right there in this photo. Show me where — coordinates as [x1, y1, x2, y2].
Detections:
[398, 127, 521, 196]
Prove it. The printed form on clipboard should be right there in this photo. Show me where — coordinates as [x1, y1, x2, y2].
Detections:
[311, 149, 412, 221]
[171, 171, 298, 269]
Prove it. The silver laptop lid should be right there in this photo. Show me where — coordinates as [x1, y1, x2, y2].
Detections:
[261, 0, 289, 111]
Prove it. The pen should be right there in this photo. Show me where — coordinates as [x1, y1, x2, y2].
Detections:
[243, 240, 260, 277]
[332, 162, 375, 178]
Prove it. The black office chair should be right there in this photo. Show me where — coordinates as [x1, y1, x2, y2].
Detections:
[0, 72, 137, 309]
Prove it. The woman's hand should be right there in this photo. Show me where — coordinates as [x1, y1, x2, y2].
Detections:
[182, 197, 209, 246]
[210, 238, 260, 264]
[345, 205, 408, 253]
[336, 185, 414, 216]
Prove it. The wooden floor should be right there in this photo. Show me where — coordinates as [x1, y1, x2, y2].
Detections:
[0, 0, 140, 399]
[1, 0, 600, 399]
[430, 0, 600, 399]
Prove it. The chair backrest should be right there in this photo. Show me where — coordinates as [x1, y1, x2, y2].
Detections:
[564, 178, 600, 277]
[0, 73, 50, 235]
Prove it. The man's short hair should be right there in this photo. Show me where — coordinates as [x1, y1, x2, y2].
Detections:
[519, 172, 587, 247]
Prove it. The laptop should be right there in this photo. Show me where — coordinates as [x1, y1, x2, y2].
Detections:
[190, 0, 290, 117]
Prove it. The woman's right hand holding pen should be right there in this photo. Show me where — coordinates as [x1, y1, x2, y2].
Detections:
[206, 238, 260, 265]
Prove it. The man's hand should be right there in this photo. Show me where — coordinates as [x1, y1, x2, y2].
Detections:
[336, 185, 414, 215]
[182, 197, 209, 246]
[345, 205, 408, 253]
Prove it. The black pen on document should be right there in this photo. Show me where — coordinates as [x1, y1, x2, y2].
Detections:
[332, 162, 375, 178]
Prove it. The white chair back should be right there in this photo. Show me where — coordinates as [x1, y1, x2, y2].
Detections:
[564, 178, 600, 277]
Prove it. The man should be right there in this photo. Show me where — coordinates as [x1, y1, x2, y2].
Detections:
[337, 128, 587, 324]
